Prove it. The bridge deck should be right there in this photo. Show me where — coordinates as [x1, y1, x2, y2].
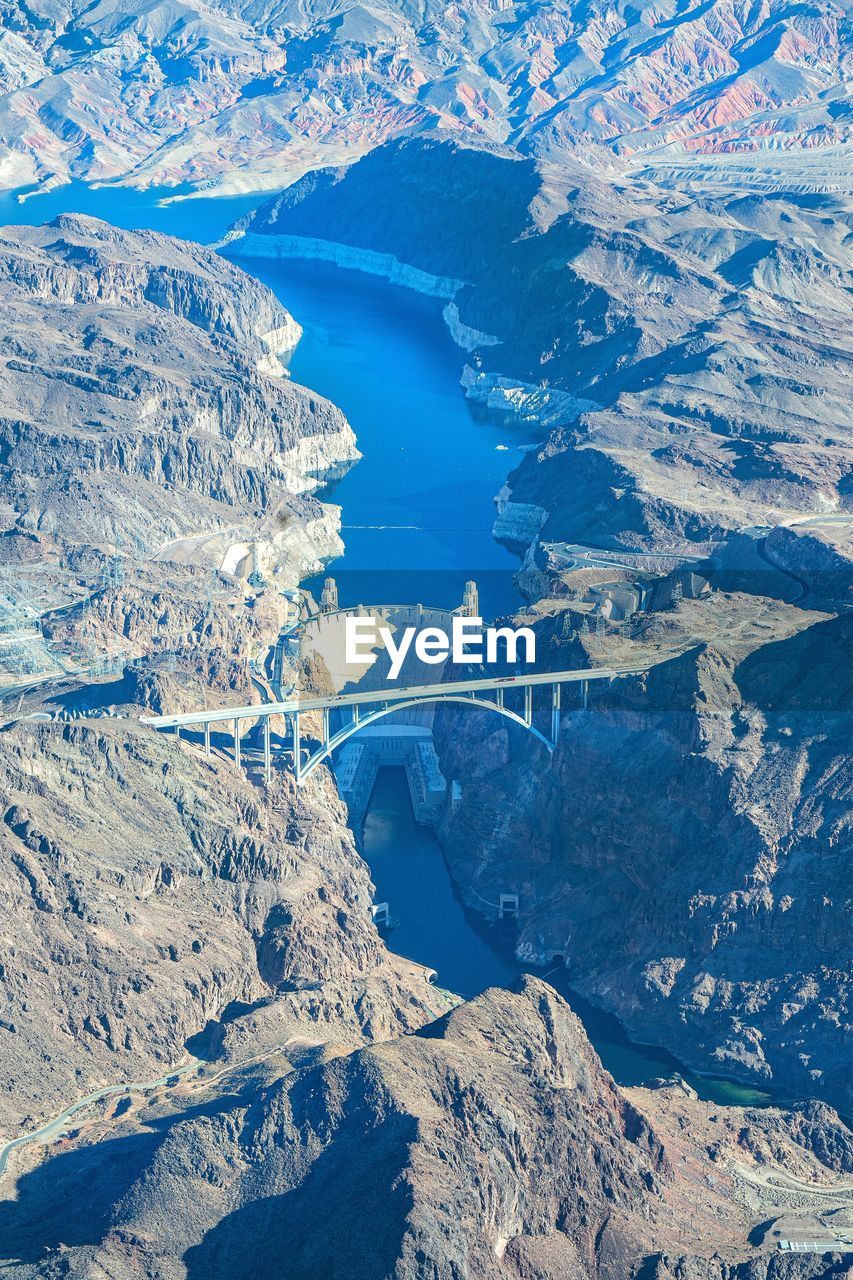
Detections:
[141, 663, 654, 730]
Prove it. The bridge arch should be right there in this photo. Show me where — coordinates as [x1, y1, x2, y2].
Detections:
[297, 693, 554, 782]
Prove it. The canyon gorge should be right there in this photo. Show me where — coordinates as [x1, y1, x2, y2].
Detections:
[0, 2, 849, 1275]
[222, 134, 851, 1113]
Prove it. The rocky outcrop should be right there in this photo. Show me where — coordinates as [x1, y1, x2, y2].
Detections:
[59, 979, 672, 1278]
[0, 720, 441, 1138]
[434, 594, 853, 1114]
[237, 140, 853, 555]
[0, 213, 360, 701]
[5, 978, 850, 1278]
[39, 561, 283, 712]
[0, 215, 357, 600]
[493, 483, 549, 546]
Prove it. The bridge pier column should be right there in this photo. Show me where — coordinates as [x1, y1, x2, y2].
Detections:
[524, 685, 532, 726]
[582, 680, 588, 710]
[263, 717, 271, 785]
[496, 688, 504, 710]
[551, 683, 561, 745]
[204, 722, 211, 757]
[292, 711, 301, 785]
[323, 706, 330, 746]
[233, 718, 241, 769]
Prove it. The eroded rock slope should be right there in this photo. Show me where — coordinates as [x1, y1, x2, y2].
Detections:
[234, 139, 853, 554]
[0, 720, 440, 1136]
[4, 980, 850, 1279]
[0, 214, 357, 603]
[434, 594, 853, 1113]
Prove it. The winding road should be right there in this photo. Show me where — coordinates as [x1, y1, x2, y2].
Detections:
[0, 1058, 200, 1179]
[0, 958, 440, 1185]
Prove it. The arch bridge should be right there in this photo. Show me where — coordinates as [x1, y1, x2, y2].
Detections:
[141, 665, 651, 785]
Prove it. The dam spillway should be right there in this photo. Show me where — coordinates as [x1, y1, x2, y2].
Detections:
[335, 726, 447, 830]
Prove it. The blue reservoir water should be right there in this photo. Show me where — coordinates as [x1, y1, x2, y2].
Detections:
[0, 183, 771, 1104]
[228, 253, 541, 618]
[0, 181, 259, 245]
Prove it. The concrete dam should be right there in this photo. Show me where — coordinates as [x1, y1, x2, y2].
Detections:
[303, 579, 481, 829]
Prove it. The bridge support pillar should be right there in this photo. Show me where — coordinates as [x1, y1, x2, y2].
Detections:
[582, 680, 588, 710]
[292, 712, 301, 785]
[524, 685, 533, 726]
[551, 683, 561, 745]
[323, 706, 330, 746]
[263, 717, 271, 785]
[496, 688, 504, 710]
[233, 718, 241, 770]
[204, 722, 210, 757]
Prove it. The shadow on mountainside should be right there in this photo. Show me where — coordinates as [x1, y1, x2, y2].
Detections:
[183, 1118, 416, 1280]
[736, 613, 853, 715]
[0, 1093, 244, 1264]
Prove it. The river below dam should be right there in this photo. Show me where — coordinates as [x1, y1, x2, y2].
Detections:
[1, 185, 771, 1107]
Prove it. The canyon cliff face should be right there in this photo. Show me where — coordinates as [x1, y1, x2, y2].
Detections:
[434, 595, 852, 1114]
[0, 720, 442, 1138]
[0, 213, 362, 706]
[3, 979, 850, 1279]
[0, 214, 357, 605]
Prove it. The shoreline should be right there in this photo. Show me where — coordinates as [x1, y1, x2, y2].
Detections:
[225, 231, 466, 300]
